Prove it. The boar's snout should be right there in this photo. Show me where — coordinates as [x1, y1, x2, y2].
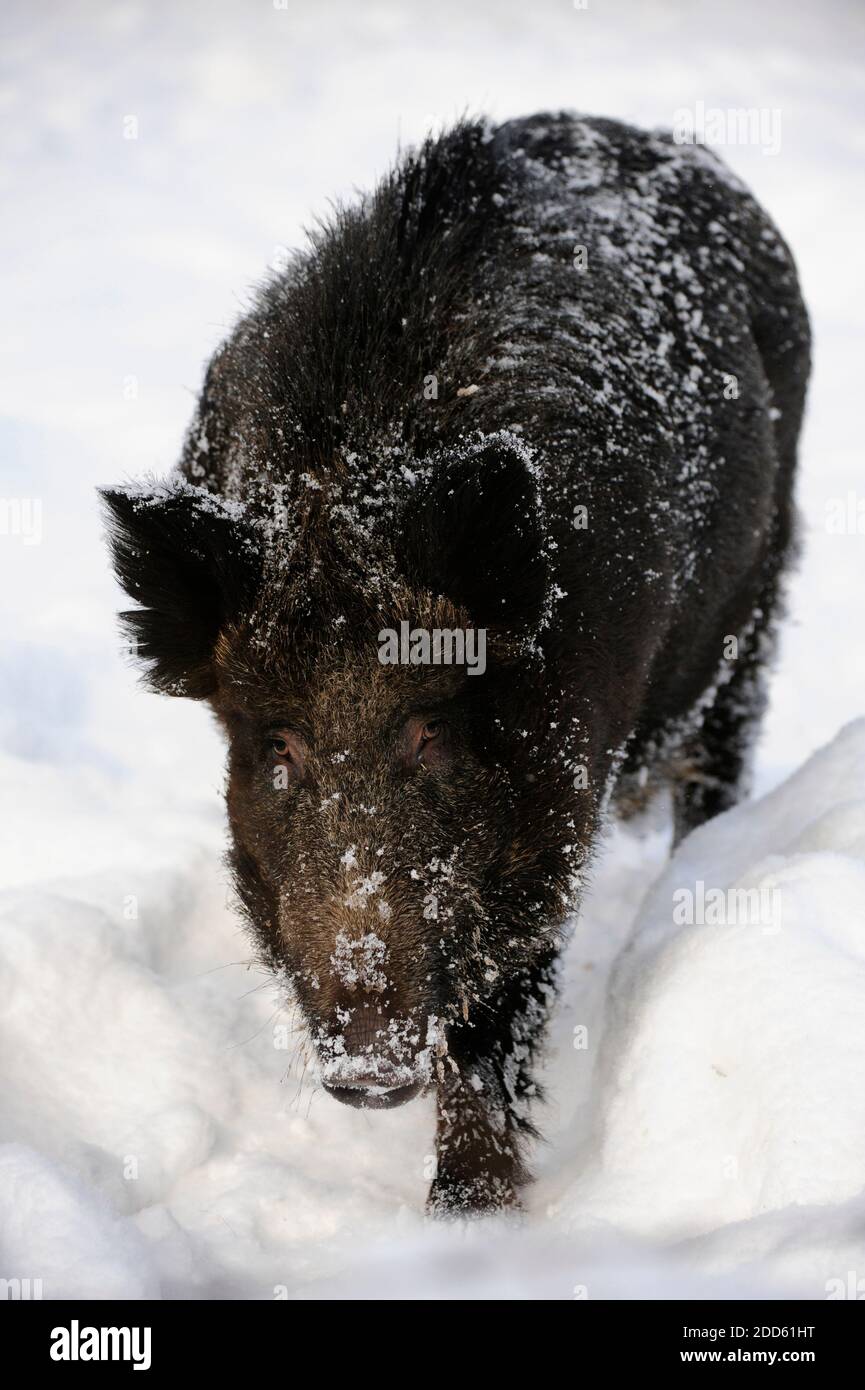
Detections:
[316, 994, 433, 1110]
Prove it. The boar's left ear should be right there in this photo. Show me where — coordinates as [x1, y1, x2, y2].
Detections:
[398, 435, 548, 633]
[100, 483, 263, 698]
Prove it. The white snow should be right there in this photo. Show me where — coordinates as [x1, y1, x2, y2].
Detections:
[1, 0, 863, 1299]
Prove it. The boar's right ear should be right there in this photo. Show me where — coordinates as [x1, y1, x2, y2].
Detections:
[398, 436, 548, 634]
[100, 484, 262, 698]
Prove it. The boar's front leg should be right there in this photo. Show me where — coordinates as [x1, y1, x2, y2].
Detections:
[427, 951, 558, 1216]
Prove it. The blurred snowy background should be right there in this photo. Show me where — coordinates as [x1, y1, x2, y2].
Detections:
[1, 0, 864, 1298]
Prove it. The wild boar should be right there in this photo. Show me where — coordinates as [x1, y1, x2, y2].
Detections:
[102, 113, 810, 1214]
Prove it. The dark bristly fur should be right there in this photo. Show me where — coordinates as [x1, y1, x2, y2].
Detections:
[102, 113, 810, 1214]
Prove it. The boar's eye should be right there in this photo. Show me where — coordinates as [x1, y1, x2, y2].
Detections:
[269, 729, 307, 783]
[403, 715, 450, 769]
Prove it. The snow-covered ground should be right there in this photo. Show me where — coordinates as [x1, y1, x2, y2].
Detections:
[1, 0, 863, 1299]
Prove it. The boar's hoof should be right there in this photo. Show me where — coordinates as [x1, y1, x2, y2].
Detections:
[426, 1173, 523, 1218]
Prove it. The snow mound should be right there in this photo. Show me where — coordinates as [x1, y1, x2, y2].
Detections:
[0, 1145, 159, 1300]
[552, 720, 865, 1245]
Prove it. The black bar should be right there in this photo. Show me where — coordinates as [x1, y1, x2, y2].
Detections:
[6, 1298, 861, 1373]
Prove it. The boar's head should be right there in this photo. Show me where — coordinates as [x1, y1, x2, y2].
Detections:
[102, 436, 576, 1109]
